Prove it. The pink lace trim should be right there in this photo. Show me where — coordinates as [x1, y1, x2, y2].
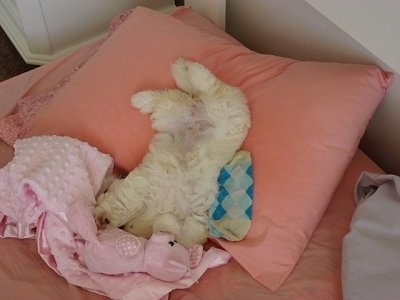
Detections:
[0, 9, 135, 146]
[108, 9, 134, 36]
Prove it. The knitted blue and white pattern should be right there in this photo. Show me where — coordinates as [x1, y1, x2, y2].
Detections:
[209, 151, 253, 241]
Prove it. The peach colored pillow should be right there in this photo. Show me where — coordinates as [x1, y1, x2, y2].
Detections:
[26, 7, 391, 291]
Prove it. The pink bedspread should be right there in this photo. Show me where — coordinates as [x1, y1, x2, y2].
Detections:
[0, 136, 230, 300]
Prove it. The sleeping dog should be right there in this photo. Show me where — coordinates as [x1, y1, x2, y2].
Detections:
[94, 58, 251, 247]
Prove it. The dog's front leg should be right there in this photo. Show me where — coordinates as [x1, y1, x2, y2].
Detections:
[93, 178, 146, 229]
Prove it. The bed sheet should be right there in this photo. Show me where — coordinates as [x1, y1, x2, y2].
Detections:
[0, 148, 382, 300]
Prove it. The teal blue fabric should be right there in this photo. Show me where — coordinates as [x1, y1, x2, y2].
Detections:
[209, 151, 253, 241]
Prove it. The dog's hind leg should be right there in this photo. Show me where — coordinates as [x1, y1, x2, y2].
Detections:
[172, 59, 251, 166]
[171, 58, 220, 96]
[171, 58, 250, 123]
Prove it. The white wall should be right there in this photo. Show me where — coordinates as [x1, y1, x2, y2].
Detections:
[185, 0, 226, 29]
[226, 0, 400, 175]
[305, 0, 400, 75]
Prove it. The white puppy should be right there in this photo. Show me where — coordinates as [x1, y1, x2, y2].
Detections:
[94, 58, 251, 247]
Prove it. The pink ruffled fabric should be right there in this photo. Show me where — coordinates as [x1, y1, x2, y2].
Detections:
[0, 136, 230, 299]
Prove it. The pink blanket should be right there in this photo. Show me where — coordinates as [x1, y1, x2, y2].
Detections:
[0, 135, 230, 299]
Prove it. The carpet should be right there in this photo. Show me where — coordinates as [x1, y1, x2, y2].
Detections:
[0, 26, 37, 82]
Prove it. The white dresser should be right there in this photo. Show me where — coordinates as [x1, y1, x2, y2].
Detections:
[0, 0, 173, 64]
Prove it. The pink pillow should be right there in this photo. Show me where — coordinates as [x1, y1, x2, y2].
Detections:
[26, 7, 391, 291]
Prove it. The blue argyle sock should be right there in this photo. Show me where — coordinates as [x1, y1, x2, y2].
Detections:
[209, 151, 253, 241]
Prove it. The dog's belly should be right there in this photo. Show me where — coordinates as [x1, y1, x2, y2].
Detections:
[150, 161, 216, 218]
[181, 102, 214, 152]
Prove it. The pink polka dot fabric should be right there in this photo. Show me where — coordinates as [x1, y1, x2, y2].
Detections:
[0, 136, 112, 224]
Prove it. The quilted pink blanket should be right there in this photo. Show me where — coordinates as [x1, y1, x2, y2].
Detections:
[0, 136, 230, 300]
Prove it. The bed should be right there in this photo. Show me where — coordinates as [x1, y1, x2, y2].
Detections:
[0, 3, 394, 300]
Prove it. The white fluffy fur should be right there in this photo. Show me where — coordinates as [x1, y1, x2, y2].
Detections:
[94, 58, 251, 247]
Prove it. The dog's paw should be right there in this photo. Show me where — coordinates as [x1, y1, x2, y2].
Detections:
[92, 205, 112, 230]
[170, 58, 196, 93]
[93, 192, 128, 229]
[131, 91, 157, 114]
